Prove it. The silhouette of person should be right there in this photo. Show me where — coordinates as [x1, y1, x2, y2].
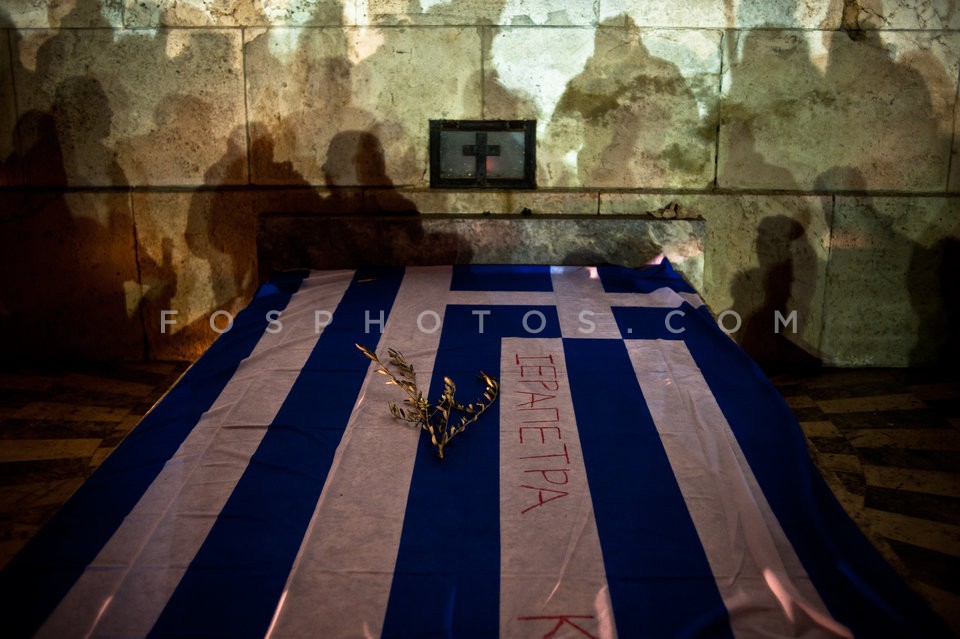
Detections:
[1, 76, 144, 361]
[731, 215, 821, 372]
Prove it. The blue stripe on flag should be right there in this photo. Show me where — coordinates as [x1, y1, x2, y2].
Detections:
[679, 310, 954, 637]
[563, 338, 735, 639]
[146, 269, 404, 639]
[381, 305, 561, 639]
[597, 259, 696, 294]
[451, 264, 553, 291]
[0, 270, 309, 639]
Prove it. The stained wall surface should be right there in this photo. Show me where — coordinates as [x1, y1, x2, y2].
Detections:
[0, 0, 957, 366]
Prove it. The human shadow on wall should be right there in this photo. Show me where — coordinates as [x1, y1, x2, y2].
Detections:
[284, 130, 472, 270]
[0, 76, 150, 361]
[175, 123, 324, 356]
[815, 167, 952, 368]
[551, 15, 713, 188]
[321, 130, 418, 214]
[926, 237, 960, 365]
[908, 225, 958, 367]
[0, 8, 20, 185]
[720, 6, 956, 369]
[714, 19, 825, 371]
[730, 216, 822, 373]
[0, 0, 188, 361]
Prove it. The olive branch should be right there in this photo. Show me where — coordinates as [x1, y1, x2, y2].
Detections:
[356, 344, 500, 459]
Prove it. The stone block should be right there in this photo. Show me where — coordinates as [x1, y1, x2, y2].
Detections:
[0, 30, 18, 185]
[373, 189, 599, 214]
[13, 28, 246, 186]
[134, 191, 256, 361]
[0, 0, 122, 28]
[486, 25, 720, 188]
[245, 26, 482, 187]
[718, 30, 960, 192]
[822, 197, 960, 367]
[361, 0, 597, 26]
[135, 187, 357, 359]
[951, 101, 960, 192]
[602, 192, 831, 368]
[855, 0, 960, 30]
[0, 191, 144, 360]
[258, 213, 704, 287]
[124, 0, 345, 27]
[599, 0, 838, 28]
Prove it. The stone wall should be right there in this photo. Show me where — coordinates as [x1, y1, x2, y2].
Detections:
[0, 0, 957, 366]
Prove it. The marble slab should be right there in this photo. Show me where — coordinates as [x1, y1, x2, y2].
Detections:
[601, 192, 831, 368]
[12, 28, 246, 186]
[599, 0, 838, 28]
[485, 25, 721, 188]
[257, 214, 705, 287]
[718, 30, 960, 191]
[0, 29, 18, 185]
[821, 196, 960, 367]
[854, 0, 960, 30]
[0, 191, 144, 360]
[361, 0, 598, 26]
[257, 213, 705, 288]
[125, 0, 345, 27]
[1, 0, 122, 28]
[244, 26, 482, 187]
[372, 190, 599, 215]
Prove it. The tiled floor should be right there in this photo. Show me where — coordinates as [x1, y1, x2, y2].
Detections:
[0, 362, 957, 634]
[770, 367, 960, 635]
[0, 360, 190, 568]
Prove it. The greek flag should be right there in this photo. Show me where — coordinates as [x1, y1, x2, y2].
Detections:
[0, 264, 950, 638]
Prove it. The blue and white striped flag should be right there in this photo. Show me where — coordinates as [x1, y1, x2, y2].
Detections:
[1, 263, 951, 638]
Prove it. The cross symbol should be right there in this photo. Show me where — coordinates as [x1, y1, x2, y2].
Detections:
[462, 132, 500, 182]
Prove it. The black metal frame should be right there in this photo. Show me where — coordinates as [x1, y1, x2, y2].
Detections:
[429, 120, 536, 189]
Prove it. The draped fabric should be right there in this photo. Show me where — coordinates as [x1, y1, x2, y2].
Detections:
[1, 263, 950, 638]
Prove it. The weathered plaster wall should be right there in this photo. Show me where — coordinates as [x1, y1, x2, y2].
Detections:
[0, 0, 957, 366]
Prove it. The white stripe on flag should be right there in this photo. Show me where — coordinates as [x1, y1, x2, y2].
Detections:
[551, 268, 621, 339]
[549, 266, 703, 340]
[624, 340, 852, 638]
[266, 266, 453, 638]
[499, 337, 615, 639]
[36, 271, 356, 639]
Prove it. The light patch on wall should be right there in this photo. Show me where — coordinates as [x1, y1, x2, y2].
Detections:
[349, 27, 386, 64]
[808, 31, 831, 76]
[601, 0, 831, 30]
[642, 30, 721, 120]
[16, 31, 56, 73]
[599, 0, 728, 28]
[502, 0, 595, 25]
[174, 259, 219, 332]
[262, 28, 304, 65]
[164, 30, 193, 60]
[260, 0, 307, 24]
[124, 281, 144, 320]
[419, 0, 452, 12]
[347, 0, 366, 24]
[113, 27, 160, 45]
[563, 147, 581, 172]
[490, 27, 595, 131]
[4, 0, 121, 28]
